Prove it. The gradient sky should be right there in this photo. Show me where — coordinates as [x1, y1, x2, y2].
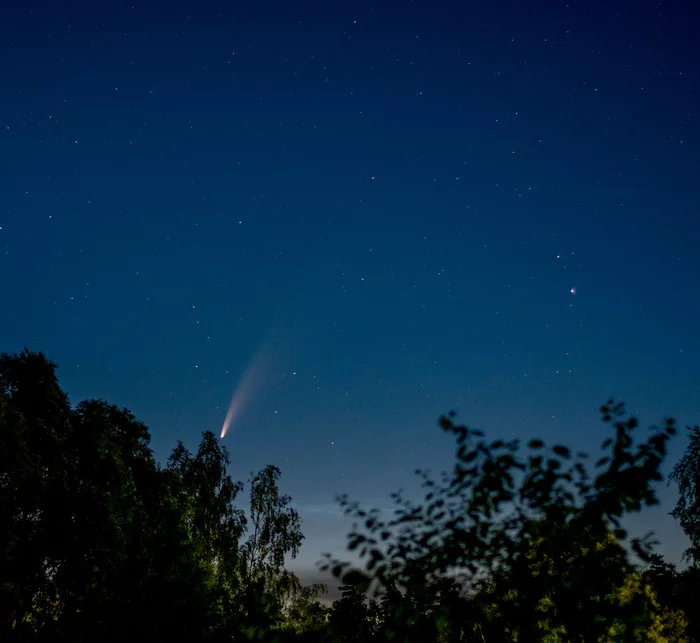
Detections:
[1, 0, 699, 582]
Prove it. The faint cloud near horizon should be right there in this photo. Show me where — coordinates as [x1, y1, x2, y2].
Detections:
[297, 502, 345, 518]
[296, 499, 399, 520]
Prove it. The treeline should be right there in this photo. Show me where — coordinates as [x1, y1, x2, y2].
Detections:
[1, 349, 700, 642]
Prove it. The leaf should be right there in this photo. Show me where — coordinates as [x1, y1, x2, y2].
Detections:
[342, 569, 371, 593]
[530, 455, 543, 468]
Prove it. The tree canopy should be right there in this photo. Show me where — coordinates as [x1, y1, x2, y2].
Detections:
[321, 404, 688, 642]
[0, 350, 311, 641]
[2, 349, 700, 642]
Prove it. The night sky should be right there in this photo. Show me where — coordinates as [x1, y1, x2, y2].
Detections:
[2, 0, 699, 581]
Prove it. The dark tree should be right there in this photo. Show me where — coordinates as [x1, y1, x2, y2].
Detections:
[167, 431, 246, 591]
[236, 464, 305, 636]
[0, 351, 234, 640]
[241, 464, 304, 584]
[3, 349, 692, 642]
[278, 580, 329, 639]
[322, 400, 686, 642]
[328, 584, 380, 643]
[0, 350, 76, 637]
[665, 425, 700, 642]
[670, 425, 700, 563]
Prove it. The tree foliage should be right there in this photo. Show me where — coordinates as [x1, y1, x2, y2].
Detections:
[0, 350, 222, 641]
[0, 349, 312, 642]
[321, 400, 683, 642]
[168, 431, 246, 590]
[280, 580, 330, 638]
[2, 349, 699, 642]
[242, 464, 304, 584]
[670, 426, 700, 563]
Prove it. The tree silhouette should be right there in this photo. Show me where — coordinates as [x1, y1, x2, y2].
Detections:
[168, 431, 246, 591]
[328, 584, 380, 643]
[322, 401, 684, 642]
[670, 425, 700, 563]
[235, 464, 305, 637]
[0, 350, 73, 637]
[242, 465, 304, 584]
[2, 349, 695, 642]
[279, 580, 329, 638]
[0, 350, 228, 641]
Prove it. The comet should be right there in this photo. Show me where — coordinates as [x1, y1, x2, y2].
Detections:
[220, 346, 270, 439]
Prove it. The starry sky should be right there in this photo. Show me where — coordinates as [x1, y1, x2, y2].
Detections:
[2, 0, 699, 581]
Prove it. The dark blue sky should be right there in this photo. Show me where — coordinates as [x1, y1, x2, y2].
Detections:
[2, 0, 699, 578]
